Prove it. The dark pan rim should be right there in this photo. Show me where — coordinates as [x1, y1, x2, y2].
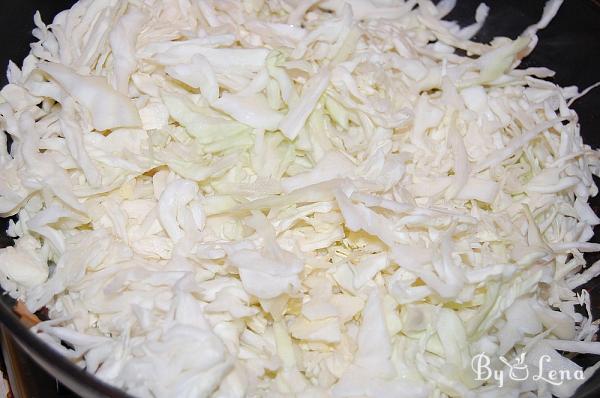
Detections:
[0, 290, 133, 398]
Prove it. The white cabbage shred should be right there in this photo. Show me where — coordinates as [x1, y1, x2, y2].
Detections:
[2, 0, 600, 397]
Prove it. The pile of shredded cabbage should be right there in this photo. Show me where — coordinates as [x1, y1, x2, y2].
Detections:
[2, 0, 600, 397]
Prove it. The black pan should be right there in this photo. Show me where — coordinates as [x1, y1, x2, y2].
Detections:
[0, 1, 599, 397]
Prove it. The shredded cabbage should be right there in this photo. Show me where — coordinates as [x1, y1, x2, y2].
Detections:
[1, 0, 600, 397]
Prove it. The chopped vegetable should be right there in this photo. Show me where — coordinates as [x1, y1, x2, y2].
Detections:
[1, 0, 599, 397]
